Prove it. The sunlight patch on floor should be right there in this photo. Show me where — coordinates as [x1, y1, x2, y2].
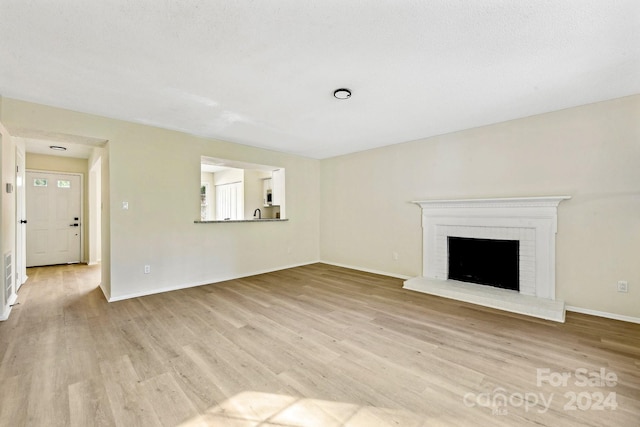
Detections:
[179, 391, 427, 426]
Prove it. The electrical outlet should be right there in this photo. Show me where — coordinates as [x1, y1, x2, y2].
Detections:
[392, 252, 399, 261]
[617, 281, 628, 293]
[144, 265, 151, 274]
[122, 201, 129, 210]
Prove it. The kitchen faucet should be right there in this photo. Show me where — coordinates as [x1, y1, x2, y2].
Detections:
[253, 208, 261, 219]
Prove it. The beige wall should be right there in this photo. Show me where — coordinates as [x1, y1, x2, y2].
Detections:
[0, 121, 16, 317]
[26, 153, 88, 175]
[243, 170, 269, 219]
[2, 95, 638, 320]
[320, 95, 640, 318]
[25, 153, 90, 261]
[1, 98, 321, 300]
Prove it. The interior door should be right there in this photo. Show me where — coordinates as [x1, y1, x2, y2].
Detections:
[26, 171, 82, 267]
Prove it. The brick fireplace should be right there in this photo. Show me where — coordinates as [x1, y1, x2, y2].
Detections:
[403, 196, 570, 322]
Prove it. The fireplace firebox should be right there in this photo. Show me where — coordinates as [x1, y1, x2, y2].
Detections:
[447, 237, 519, 291]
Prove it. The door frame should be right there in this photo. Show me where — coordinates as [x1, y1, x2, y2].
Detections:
[15, 147, 26, 289]
[25, 169, 85, 265]
[88, 157, 102, 265]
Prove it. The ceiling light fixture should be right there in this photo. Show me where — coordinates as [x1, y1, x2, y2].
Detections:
[49, 145, 67, 151]
[333, 88, 351, 100]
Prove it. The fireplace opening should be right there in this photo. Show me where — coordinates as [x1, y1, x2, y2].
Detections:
[448, 237, 519, 291]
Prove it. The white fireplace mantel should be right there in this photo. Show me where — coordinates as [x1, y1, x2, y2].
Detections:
[404, 196, 570, 322]
[411, 196, 570, 209]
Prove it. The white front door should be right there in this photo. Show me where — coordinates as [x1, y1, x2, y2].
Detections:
[26, 171, 82, 267]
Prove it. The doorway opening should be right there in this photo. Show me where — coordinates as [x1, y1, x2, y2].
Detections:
[15, 135, 105, 292]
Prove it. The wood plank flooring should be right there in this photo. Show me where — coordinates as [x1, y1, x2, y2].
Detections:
[0, 263, 638, 426]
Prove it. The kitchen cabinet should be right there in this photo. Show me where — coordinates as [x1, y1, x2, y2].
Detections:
[271, 169, 285, 207]
[262, 169, 285, 208]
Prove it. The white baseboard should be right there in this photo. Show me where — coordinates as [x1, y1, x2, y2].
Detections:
[319, 264, 640, 325]
[107, 261, 320, 302]
[99, 282, 110, 301]
[16, 274, 28, 291]
[319, 261, 412, 280]
[0, 294, 19, 321]
[0, 307, 10, 321]
[566, 306, 640, 324]
[100, 260, 640, 325]
[8, 293, 18, 306]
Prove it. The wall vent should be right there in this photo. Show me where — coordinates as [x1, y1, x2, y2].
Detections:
[4, 252, 12, 299]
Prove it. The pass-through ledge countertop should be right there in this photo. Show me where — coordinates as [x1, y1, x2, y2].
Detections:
[194, 219, 288, 223]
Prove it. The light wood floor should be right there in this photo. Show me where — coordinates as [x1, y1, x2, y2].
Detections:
[0, 263, 638, 426]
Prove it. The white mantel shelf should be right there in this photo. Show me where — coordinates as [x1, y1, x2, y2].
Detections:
[406, 195, 571, 322]
[411, 196, 571, 209]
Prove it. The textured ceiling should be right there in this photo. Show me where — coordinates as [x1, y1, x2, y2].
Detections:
[1, 1, 639, 159]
